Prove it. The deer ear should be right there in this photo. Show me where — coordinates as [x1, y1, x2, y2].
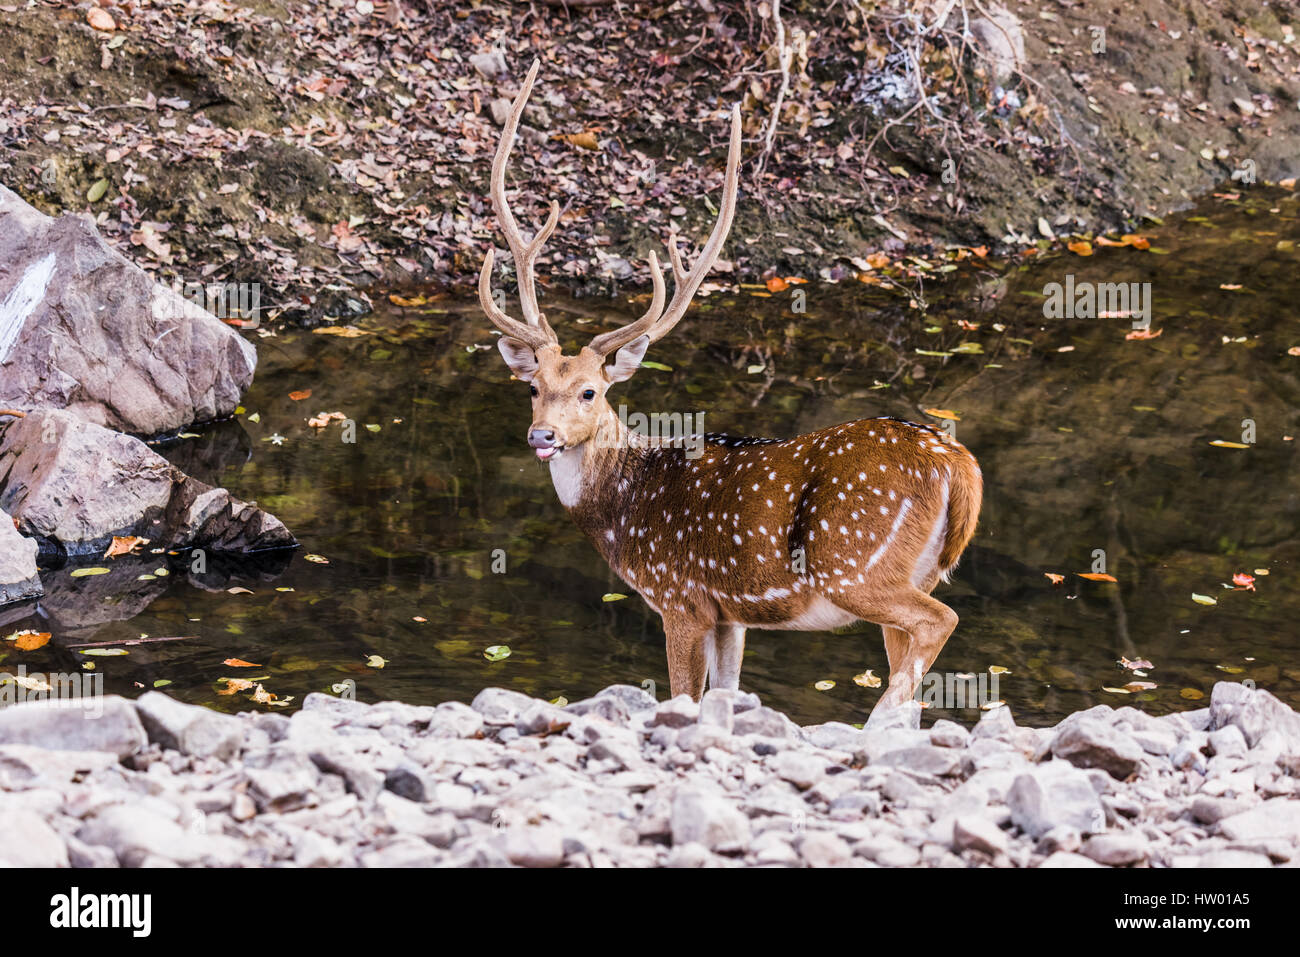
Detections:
[604, 335, 651, 383]
[497, 336, 539, 382]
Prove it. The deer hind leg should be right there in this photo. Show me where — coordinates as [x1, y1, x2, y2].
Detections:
[706, 623, 746, 691]
[662, 612, 713, 701]
[834, 587, 959, 712]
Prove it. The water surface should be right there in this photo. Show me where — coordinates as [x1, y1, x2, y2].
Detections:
[6, 188, 1298, 727]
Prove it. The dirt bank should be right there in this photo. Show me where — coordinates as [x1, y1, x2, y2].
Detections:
[2, 0, 1298, 320]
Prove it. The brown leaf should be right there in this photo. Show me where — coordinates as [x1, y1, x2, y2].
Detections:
[104, 535, 149, 559]
[288, 389, 312, 401]
[1077, 572, 1118, 582]
[223, 657, 262, 667]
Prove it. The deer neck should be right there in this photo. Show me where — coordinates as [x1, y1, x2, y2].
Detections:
[547, 406, 642, 510]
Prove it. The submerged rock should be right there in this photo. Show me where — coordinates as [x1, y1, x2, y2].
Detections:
[0, 409, 294, 556]
[0, 185, 256, 436]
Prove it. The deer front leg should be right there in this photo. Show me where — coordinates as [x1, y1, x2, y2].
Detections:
[707, 623, 747, 691]
[662, 612, 713, 701]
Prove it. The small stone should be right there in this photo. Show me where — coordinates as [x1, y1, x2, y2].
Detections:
[670, 788, 750, 853]
[1008, 763, 1106, 839]
[952, 816, 1009, 857]
[929, 719, 971, 749]
[797, 831, 853, 867]
[698, 689, 735, 732]
[1081, 831, 1149, 866]
[503, 824, 565, 867]
[135, 692, 244, 760]
[650, 695, 699, 729]
[0, 810, 68, 867]
[768, 751, 829, 790]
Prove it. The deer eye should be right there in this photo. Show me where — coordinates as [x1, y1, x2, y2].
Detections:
[581, 388, 596, 401]
[530, 385, 539, 397]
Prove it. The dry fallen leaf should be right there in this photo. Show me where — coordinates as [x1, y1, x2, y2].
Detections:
[86, 8, 115, 31]
[1067, 239, 1093, 256]
[1044, 572, 1065, 585]
[13, 630, 51, 651]
[1232, 572, 1256, 591]
[923, 408, 961, 421]
[104, 535, 149, 559]
[1077, 572, 1118, 582]
[1120, 656, 1154, 671]
[216, 677, 255, 695]
[1125, 328, 1163, 340]
[288, 389, 313, 401]
[223, 657, 262, 667]
[853, 670, 882, 688]
[765, 276, 789, 293]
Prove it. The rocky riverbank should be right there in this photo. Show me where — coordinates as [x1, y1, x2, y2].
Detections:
[0, 680, 1296, 868]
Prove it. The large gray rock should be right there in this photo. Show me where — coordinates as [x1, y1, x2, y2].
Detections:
[0, 505, 40, 605]
[1210, 681, 1300, 748]
[0, 409, 293, 555]
[1008, 763, 1106, 839]
[1050, 717, 1145, 780]
[0, 184, 256, 435]
[0, 695, 146, 758]
[134, 692, 245, 760]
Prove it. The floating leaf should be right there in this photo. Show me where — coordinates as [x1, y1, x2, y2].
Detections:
[1232, 573, 1256, 591]
[366, 654, 388, 668]
[364, 423, 381, 432]
[1077, 573, 1118, 583]
[223, 657, 262, 667]
[1179, 688, 1205, 700]
[81, 648, 128, 656]
[12, 631, 51, 651]
[1067, 239, 1094, 256]
[70, 567, 111, 578]
[1123, 680, 1158, 692]
[765, 277, 790, 293]
[1209, 440, 1250, 449]
[1120, 656, 1153, 671]
[601, 593, 627, 602]
[989, 665, 1010, 675]
[483, 645, 511, 662]
[980, 700, 1006, 712]
[813, 679, 836, 691]
[853, 670, 881, 688]
[746, 364, 766, 374]
[216, 677, 255, 695]
[1102, 686, 1132, 695]
[152, 679, 172, 688]
[304, 553, 331, 564]
[227, 587, 254, 595]
[923, 408, 961, 421]
[1191, 593, 1217, 605]
[550, 696, 569, 707]
[1044, 572, 1065, 585]
[1216, 664, 1244, 674]
[288, 389, 312, 401]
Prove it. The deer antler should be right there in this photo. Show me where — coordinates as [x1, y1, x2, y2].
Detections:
[587, 103, 743, 357]
[479, 58, 560, 352]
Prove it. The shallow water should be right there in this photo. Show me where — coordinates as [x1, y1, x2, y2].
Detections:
[6, 188, 1299, 727]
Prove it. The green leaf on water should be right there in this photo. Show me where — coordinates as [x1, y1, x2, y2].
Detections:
[81, 648, 128, 656]
[1192, 593, 1217, 605]
[602, 593, 627, 602]
[153, 679, 172, 688]
[70, 567, 111, 578]
[746, 364, 766, 374]
[364, 423, 381, 432]
[483, 645, 511, 662]
[952, 342, 984, 354]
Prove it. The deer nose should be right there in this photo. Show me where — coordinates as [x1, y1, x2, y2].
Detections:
[528, 428, 559, 449]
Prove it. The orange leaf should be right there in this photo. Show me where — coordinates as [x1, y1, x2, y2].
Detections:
[1067, 240, 1094, 256]
[217, 677, 255, 695]
[223, 658, 262, 668]
[1120, 234, 1150, 250]
[765, 277, 790, 293]
[104, 535, 149, 559]
[1044, 573, 1064, 585]
[923, 408, 961, 421]
[1232, 572, 1256, 591]
[14, 631, 51, 651]
[288, 389, 312, 401]
[865, 251, 890, 269]
[1125, 328, 1163, 340]
[1077, 572, 1118, 582]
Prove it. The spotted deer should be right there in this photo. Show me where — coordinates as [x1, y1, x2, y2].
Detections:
[480, 61, 983, 719]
